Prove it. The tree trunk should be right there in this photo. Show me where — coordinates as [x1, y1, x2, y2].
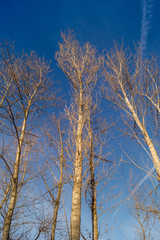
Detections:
[51, 185, 62, 240]
[70, 89, 83, 240]
[119, 80, 160, 180]
[51, 131, 64, 240]
[89, 121, 98, 240]
[126, 96, 160, 180]
[2, 113, 28, 240]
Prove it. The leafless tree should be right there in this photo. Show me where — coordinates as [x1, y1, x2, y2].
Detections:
[38, 116, 67, 240]
[84, 109, 117, 240]
[103, 45, 160, 180]
[0, 42, 54, 240]
[55, 30, 102, 240]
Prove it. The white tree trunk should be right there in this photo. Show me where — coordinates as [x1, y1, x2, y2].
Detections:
[120, 81, 160, 179]
[70, 91, 83, 240]
[2, 113, 28, 240]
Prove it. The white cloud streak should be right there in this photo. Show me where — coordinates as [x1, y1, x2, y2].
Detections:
[140, 0, 154, 54]
[111, 165, 155, 218]
[128, 165, 155, 200]
[111, 206, 121, 218]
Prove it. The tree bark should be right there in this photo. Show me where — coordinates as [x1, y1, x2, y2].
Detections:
[70, 89, 83, 240]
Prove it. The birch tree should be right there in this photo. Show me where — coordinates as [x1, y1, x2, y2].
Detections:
[55, 31, 101, 240]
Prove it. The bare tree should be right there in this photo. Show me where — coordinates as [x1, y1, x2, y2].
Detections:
[38, 116, 66, 240]
[103, 45, 160, 180]
[84, 107, 116, 240]
[0, 43, 53, 240]
[55, 31, 101, 240]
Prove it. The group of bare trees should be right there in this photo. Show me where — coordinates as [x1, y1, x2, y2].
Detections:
[0, 31, 159, 240]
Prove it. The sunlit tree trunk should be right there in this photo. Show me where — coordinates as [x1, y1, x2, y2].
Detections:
[69, 86, 83, 240]
[0, 45, 51, 239]
[2, 110, 29, 240]
[104, 46, 160, 180]
[55, 31, 101, 240]
[119, 77, 160, 180]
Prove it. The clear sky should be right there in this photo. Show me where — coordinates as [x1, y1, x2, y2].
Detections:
[0, 0, 159, 239]
[1, 0, 160, 57]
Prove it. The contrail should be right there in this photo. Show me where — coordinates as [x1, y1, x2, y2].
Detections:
[140, 0, 154, 55]
[111, 165, 155, 218]
[128, 165, 155, 200]
[111, 206, 121, 218]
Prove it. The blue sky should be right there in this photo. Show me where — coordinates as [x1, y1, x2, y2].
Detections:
[1, 0, 159, 56]
[1, 0, 160, 65]
[0, 0, 159, 239]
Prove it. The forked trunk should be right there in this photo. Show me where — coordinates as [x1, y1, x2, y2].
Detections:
[51, 186, 62, 240]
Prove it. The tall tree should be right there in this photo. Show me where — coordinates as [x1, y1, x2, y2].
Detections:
[0, 43, 53, 240]
[84, 101, 115, 240]
[103, 46, 160, 180]
[55, 31, 101, 240]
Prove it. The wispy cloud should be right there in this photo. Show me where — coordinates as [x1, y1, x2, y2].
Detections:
[140, 0, 155, 54]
